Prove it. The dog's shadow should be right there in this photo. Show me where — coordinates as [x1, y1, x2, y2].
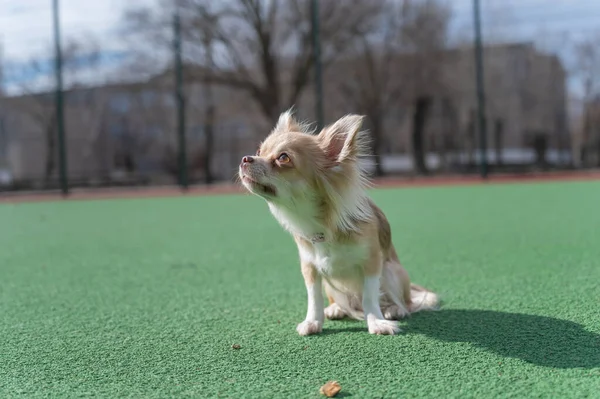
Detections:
[322, 309, 600, 369]
[403, 309, 600, 369]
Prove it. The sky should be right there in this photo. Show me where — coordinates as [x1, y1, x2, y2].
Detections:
[1, 0, 600, 97]
[0, 0, 153, 61]
[0, 0, 155, 93]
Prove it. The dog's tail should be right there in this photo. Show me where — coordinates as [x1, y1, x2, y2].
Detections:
[408, 283, 440, 313]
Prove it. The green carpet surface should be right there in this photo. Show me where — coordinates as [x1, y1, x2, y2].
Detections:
[1, 181, 599, 398]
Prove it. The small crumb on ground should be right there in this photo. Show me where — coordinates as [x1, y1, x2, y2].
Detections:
[231, 344, 241, 349]
[320, 381, 342, 397]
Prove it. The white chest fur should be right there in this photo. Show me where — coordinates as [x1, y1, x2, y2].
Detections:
[268, 201, 322, 239]
[298, 241, 368, 278]
[268, 200, 368, 278]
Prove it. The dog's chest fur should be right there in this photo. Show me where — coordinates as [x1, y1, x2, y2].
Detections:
[269, 201, 368, 278]
[299, 241, 367, 278]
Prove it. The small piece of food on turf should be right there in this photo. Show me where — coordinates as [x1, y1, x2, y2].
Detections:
[319, 381, 342, 397]
[231, 344, 241, 349]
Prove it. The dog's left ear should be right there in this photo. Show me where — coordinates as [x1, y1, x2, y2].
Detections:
[318, 114, 366, 165]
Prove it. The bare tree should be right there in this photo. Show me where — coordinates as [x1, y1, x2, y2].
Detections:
[194, 6, 217, 184]
[576, 34, 600, 100]
[574, 33, 600, 166]
[335, 0, 451, 176]
[7, 61, 58, 181]
[6, 37, 110, 182]
[336, 1, 401, 177]
[401, 0, 452, 175]
[122, 0, 382, 124]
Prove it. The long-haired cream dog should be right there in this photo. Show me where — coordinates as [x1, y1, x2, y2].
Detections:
[239, 111, 439, 335]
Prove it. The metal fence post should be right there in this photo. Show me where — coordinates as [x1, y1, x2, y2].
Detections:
[52, 0, 68, 195]
[311, 0, 324, 130]
[473, 0, 488, 179]
[173, 7, 188, 190]
[0, 117, 6, 167]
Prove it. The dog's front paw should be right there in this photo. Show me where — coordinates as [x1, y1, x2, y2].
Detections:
[367, 314, 401, 335]
[324, 303, 346, 320]
[296, 320, 322, 336]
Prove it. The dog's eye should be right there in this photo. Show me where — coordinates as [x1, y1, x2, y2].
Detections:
[256, 148, 261, 156]
[277, 153, 290, 164]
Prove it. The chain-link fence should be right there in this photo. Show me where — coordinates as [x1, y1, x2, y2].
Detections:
[1, 0, 599, 193]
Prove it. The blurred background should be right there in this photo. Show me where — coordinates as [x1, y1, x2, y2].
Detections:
[0, 0, 599, 193]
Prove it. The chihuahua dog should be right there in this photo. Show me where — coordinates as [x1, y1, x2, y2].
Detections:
[239, 111, 439, 335]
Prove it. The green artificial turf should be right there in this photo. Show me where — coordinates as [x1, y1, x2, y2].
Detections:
[1, 181, 599, 398]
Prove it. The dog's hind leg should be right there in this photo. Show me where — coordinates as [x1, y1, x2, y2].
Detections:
[380, 259, 411, 320]
[323, 281, 348, 320]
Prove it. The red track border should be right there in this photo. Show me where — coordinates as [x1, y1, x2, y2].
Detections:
[2, 170, 599, 204]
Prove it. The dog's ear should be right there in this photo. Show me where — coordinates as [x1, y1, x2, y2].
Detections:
[274, 109, 301, 133]
[318, 114, 366, 164]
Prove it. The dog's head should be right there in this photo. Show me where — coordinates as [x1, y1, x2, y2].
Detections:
[238, 111, 369, 205]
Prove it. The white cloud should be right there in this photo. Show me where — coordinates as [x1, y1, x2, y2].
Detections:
[0, 0, 156, 62]
[1, 0, 158, 93]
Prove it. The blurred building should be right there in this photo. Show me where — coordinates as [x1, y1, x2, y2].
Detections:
[446, 42, 569, 166]
[0, 41, 570, 188]
[0, 76, 257, 188]
[321, 42, 568, 167]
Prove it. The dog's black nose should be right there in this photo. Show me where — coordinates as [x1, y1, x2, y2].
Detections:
[241, 155, 254, 164]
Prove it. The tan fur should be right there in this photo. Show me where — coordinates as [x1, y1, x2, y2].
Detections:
[239, 110, 439, 335]
[326, 293, 336, 305]
[300, 260, 317, 286]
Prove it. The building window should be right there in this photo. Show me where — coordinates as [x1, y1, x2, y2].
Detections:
[109, 93, 131, 113]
